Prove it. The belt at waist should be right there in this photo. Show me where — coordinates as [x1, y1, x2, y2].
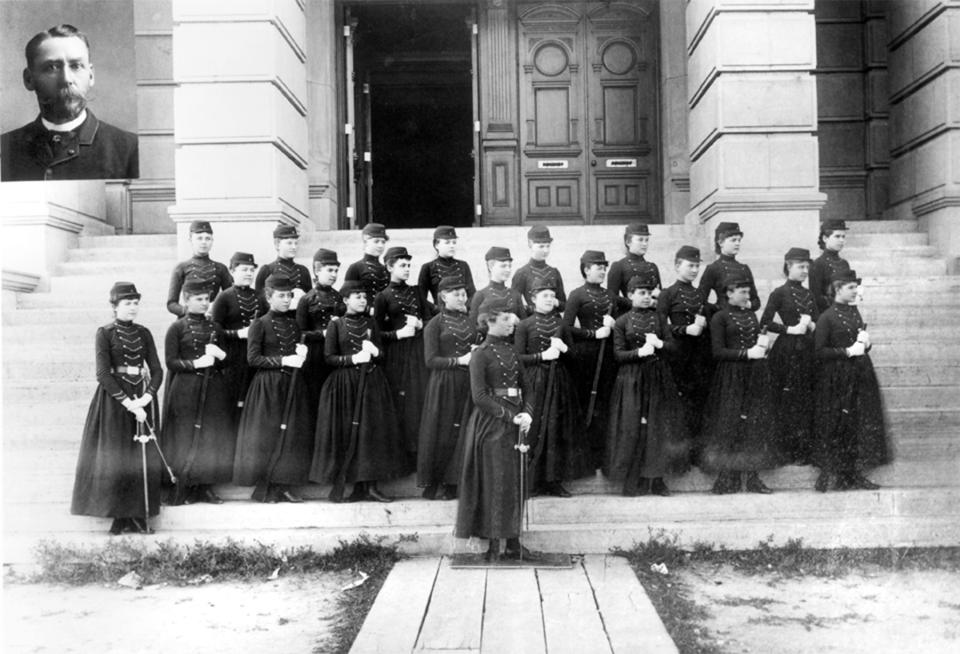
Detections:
[492, 387, 520, 398]
[112, 366, 145, 375]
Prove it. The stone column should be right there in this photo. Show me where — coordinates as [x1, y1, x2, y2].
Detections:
[685, 0, 826, 273]
[168, 0, 309, 260]
[887, 1, 960, 272]
[661, 0, 691, 226]
[306, 0, 339, 230]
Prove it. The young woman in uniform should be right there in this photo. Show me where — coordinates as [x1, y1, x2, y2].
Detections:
[311, 281, 407, 502]
[514, 281, 590, 497]
[344, 222, 390, 307]
[254, 224, 312, 301]
[418, 276, 481, 500]
[511, 225, 566, 313]
[698, 222, 761, 312]
[454, 297, 536, 562]
[233, 274, 311, 503]
[809, 219, 851, 313]
[607, 223, 661, 300]
[760, 248, 819, 464]
[468, 247, 527, 328]
[165, 220, 232, 317]
[417, 225, 476, 304]
[71, 282, 163, 534]
[606, 273, 689, 497]
[162, 280, 233, 505]
[700, 274, 782, 494]
[812, 269, 889, 491]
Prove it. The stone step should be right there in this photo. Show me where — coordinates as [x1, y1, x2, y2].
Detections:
[846, 220, 920, 233]
[843, 244, 937, 258]
[56, 259, 175, 277]
[77, 234, 178, 249]
[844, 232, 928, 247]
[66, 245, 177, 263]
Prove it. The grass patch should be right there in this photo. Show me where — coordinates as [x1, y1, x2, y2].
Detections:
[9, 533, 409, 654]
[614, 529, 960, 654]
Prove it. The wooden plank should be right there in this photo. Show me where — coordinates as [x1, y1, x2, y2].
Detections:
[416, 560, 486, 651]
[582, 555, 678, 654]
[537, 562, 612, 654]
[351, 557, 441, 654]
[481, 567, 546, 654]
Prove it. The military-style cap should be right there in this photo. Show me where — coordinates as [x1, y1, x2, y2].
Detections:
[362, 223, 388, 239]
[478, 297, 510, 316]
[339, 280, 366, 298]
[527, 225, 553, 242]
[675, 245, 701, 262]
[627, 273, 658, 292]
[529, 279, 557, 295]
[264, 273, 295, 292]
[182, 278, 211, 297]
[485, 246, 512, 261]
[625, 223, 650, 237]
[580, 250, 608, 267]
[384, 246, 412, 263]
[821, 219, 848, 232]
[438, 276, 468, 293]
[273, 224, 299, 240]
[313, 248, 340, 266]
[109, 281, 140, 303]
[230, 251, 257, 268]
[433, 225, 458, 240]
[722, 273, 751, 289]
[831, 269, 861, 284]
[715, 222, 743, 240]
[784, 247, 812, 262]
[189, 220, 213, 234]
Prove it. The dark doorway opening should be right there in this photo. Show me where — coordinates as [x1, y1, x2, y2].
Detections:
[352, 3, 474, 229]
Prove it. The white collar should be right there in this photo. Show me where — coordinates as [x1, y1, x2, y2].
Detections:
[42, 110, 88, 133]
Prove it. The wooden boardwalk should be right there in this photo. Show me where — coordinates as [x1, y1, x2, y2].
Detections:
[350, 554, 678, 654]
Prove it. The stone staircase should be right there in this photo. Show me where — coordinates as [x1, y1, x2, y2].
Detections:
[3, 221, 959, 561]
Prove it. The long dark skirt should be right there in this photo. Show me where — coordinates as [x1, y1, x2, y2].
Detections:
[812, 356, 889, 474]
[310, 365, 408, 484]
[767, 333, 815, 464]
[221, 338, 254, 424]
[605, 358, 691, 485]
[525, 362, 592, 484]
[71, 380, 162, 518]
[665, 333, 715, 447]
[162, 370, 236, 485]
[383, 335, 428, 454]
[417, 367, 472, 487]
[454, 409, 523, 540]
[234, 369, 313, 485]
[568, 338, 615, 468]
[301, 345, 332, 435]
[699, 360, 783, 473]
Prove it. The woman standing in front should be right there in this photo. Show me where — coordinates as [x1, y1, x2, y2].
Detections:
[812, 269, 889, 491]
[809, 219, 851, 313]
[455, 298, 536, 562]
[71, 282, 163, 534]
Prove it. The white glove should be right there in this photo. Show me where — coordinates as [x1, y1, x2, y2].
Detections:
[121, 397, 138, 412]
[540, 346, 560, 361]
[807, 321, 816, 333]
[847, 342, 866, 357]
[786, 323, 806, 335]
[857, 330, 870, 348]
[756, 334, 770, 349]
[798, 314, 812, 329]
[746, 345, 766, 360]
[685, 323, 703, 337]
[602, 314, 616, 329]
[132, 394, 152, 409]
[194, 354, 215, 369]
[396, 323, 417, 340]
[361, 340, 379, 357]
[456, 352, 472, 366]
[236, 327, 249, 340]
[595, 325, 612, 340]
[295, 343, 308, 358]
[206, 343, 227, 360]
[352, 350, 372, 365]
[513, 412, 533, 432]
[281, 355, 304, 368]
[549, 337, 568, 353]
[695, 314, 707, 328]
[637, 343, 656, 358]
[645, 333, 663, 349]
[132, 407, 147, 423]
[406, 314, 423, 330]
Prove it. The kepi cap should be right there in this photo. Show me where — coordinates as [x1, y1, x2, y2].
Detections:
[721, 273, 751, 289]
[339, 280, 366, 298]
[433, 225, 458, 240]
[831, 269, 861, 285]
[821, 219, 848, 232]
[265, 274, 295, 292]
[362, 223, 388, 239]
[438, 276, 468, 293]
[625, 223, 649, 237]
[313, 248, 340, 267]
[715, 222, 743, 240]
[189, 221, 212, 234]
[478, 297, 510, 316]
[675, 245, 701, 262]
[273, 224, 299, 240]
[485, 246, 512, 261]
[384, 246, 412, 263]
[109, 281, 140, 304]
[527, 225, 553, 243]
[580, 250, 608, 267]
[627, 273, 658, 292]
[182, 278, 211, 297]
[784, 247, 812, 262]
[230, 251, 256, 268]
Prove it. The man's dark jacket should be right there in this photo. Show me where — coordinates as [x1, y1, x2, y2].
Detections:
[1, 110, 138, 181]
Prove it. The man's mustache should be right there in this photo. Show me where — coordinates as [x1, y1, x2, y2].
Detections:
[40, 87, 86, 107]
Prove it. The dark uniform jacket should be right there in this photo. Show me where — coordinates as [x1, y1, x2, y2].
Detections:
[1, 111, 138, 181]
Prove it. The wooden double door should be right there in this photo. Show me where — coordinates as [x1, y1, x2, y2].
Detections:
[517, 1, 659, 224]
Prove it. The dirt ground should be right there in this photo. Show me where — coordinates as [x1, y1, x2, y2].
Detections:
[2, 571, 353, 654]
[681, 564, 960, 654]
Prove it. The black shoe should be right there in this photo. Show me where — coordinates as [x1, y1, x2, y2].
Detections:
[439, 484, 458, 501]
[815, 471, 832, 493]
[109, 518, 125, 535]
[745, 473, 772, 494]
[347, 483, 370, 503]
[421, 484, 438, 500]
[484, 546, 500, 563]
[651, 478, 671, 497]
[202, 487, 224, 504]
[712, 473, 737, 495]
[544, 481, 572, 498]
[367, 486, 393, 503]
[128, 518, 154, 534]
[279, 489, 304, 503]
[850, 474, 880, 490]
[834, 473, 855, 491]
[503, 542, 542, 562]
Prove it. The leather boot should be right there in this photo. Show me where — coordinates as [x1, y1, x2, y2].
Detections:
[504, 538, 541, 561]
[814, 471, 832, 493]
[421, 484, 438, 500]
[347, 482, 370, 502]
[745, 472, 772, 494]
[849, 473, 880, 490]
[202, 486, 224, 504]
[109, 518, 125, 535]
[651, 478, 671, 497]
[367, 483, 393, 503]
[439, 484, 458, 501]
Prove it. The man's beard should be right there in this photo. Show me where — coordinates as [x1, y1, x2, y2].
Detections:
[40, 88, 87, 123]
